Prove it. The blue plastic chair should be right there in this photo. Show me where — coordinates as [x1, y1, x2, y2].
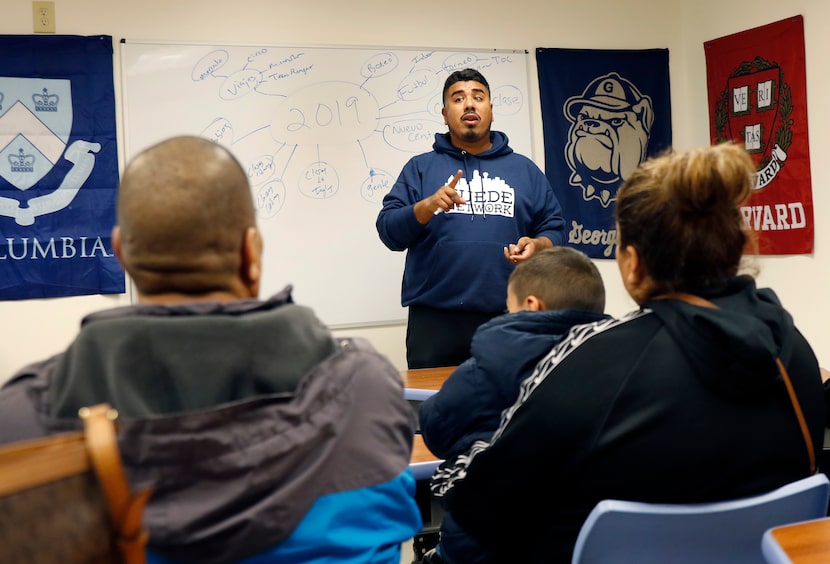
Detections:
[571, 474, 830, 564]
[404, 388, 438, 402]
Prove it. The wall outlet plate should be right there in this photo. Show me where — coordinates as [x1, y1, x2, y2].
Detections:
[32, 1, 56, 34]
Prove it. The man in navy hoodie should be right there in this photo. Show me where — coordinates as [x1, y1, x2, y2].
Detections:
[376, 68, 565, 369]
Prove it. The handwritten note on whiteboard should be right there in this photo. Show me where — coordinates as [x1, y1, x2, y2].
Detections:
[121, 41, 532, 327]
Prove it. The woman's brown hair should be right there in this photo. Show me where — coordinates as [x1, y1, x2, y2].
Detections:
[615, 142, 756, 294]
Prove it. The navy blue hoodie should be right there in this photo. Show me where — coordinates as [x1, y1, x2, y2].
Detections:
[419, 309, 609, 459]
[376, 131, 565, 312]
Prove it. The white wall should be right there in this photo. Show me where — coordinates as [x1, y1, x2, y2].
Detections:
[0, 0, 826, 382]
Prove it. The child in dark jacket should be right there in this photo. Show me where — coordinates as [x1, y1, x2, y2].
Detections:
[419, 246, 609, 564]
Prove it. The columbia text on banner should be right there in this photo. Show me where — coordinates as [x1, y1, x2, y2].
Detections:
[536, 48, 672, 259]
[705, 15, 813, 255]
[0, 35, 123, 299]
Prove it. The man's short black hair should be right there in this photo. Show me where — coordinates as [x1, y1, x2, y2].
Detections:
[442, 69, 490, 104]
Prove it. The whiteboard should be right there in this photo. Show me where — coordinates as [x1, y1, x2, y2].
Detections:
[120, 40, 532, 327]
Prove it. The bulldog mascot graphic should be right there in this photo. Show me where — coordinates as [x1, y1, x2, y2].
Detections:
[563, 72, 654, 207]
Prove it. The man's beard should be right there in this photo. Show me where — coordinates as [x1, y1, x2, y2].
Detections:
[459, 127, 483, 142]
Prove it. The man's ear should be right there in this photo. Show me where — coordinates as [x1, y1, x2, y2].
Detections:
[442, 106, 447, 125]
[111, 226, 124, 267]
[241, 227, 263, 297]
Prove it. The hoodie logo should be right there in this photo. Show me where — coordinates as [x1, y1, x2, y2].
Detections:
[445, 170, 515, 217]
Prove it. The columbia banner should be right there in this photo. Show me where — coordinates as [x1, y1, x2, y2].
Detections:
[705, 15, 813, 255]
[536, 48, 672, 259]
[0, 35, 123, 299]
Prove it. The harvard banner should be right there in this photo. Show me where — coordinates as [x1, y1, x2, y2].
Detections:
[705, 15, 813, 255]
[0, 35, 123, 299]
[536, 48, 672, 259]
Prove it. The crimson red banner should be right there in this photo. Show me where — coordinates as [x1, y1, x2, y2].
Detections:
[705, 15, 813, 255]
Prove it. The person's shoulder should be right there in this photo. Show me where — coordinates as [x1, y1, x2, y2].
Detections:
[484, 310, 605, 334]
[509, 151, 545, 172]
[334, 336, 384, 357]
[471, 312, 562, 367]
[0, 354, 60, 444]
[473, 310, 584, 343]
[487, 141, 544, 174]
[313, 338, 408, 419]
[549, 309, 612, 326]
[474, 311, 514, 333]
[550, 308, 652, 356]
[327, 337, 401, 381]
[3, 353, 60, 391]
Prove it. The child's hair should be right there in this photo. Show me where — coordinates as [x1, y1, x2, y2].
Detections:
[508, 247, 605, 313]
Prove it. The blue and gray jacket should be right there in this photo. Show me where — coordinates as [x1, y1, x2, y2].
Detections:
[0, 288, 422, 563]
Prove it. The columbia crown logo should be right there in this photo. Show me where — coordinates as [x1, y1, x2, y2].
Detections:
[0, 76, 102, 226]
[32, 88, 59, 112]
[9, 148, 35, 173]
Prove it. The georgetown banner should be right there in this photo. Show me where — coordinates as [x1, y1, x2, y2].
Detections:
[705, 15, 813, 255]
[536, 48, 672, 259]
[0, 35, 123, 299]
